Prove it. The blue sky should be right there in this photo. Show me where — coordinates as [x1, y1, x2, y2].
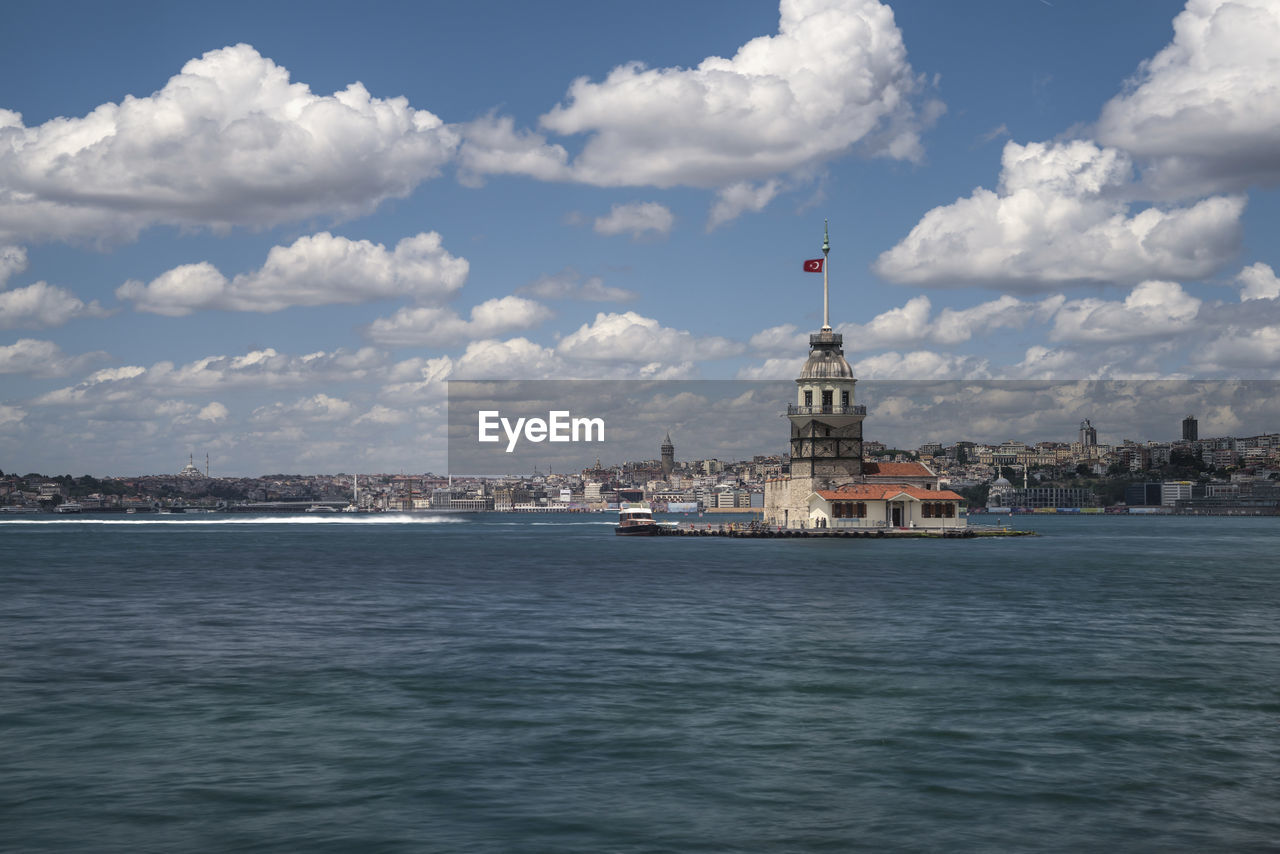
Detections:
[3, 0, 1280, 476]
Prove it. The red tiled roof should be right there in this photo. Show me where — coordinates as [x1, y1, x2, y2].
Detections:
[814, 484, 963, 502]
[862, 461, 934, 478]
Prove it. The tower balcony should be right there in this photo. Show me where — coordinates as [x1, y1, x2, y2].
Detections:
[787, 404, 866, 417]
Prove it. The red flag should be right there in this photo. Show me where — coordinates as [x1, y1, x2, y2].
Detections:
[803, 258, 824, 273]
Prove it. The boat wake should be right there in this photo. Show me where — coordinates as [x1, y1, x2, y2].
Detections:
[0, 514, 466, 526]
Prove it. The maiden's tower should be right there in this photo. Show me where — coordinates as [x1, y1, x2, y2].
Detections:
[763, 224, 965, 531]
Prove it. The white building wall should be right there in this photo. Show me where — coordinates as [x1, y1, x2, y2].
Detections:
[1161, 481, 1193, 505]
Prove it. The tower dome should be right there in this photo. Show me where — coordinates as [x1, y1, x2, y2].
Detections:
[799, 331, 854, 380]
[178, 453, 203, 477]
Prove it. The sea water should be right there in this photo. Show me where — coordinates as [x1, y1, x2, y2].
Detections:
[2, 514, 1278, 852]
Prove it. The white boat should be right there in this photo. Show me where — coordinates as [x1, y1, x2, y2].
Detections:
[305, 504, 338, 513]
[615, 502, 660, 536]
[56, 502, 83, 514]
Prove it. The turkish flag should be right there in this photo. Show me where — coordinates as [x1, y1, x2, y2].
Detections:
[803, 258, 824, 273]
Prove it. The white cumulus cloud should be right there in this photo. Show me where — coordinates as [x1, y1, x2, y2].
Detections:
[461, 0, 939, 213]
[1192, 325, 1280, 373]
[0, 281, 111, 328]
[749, 293, 1064, 355]
[1096, 0, 1280, 196]
[1050, 281, 1202, 343]
[593, 202, 674, 239]
[0, 338, 107, 377]
[555, 311, 743, 363]
[364, 296, 551, 347]
[455, 114, 570, 186]
[35, 347, 385, 407]
[198, 402, 229, 422]
[875, 140, 1244, 289]
[1237, 262, 1280, 301]
[252, 394, 353, 424]
[354, 404, 411, 426]
[117, 232, 467, 315]
[708, 180, 782, 230]
[851, 350, 991, 380]
[453, 337, 566, 380]
[0, 403, 26, 426]
[0, 44, 457, 244]
[0, 245, 27, 285]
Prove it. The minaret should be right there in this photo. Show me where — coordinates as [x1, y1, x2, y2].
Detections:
[660, 431, 675, 479]
[786, 222, 865, 487]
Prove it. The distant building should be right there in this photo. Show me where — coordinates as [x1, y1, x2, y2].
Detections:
[1079, 419, 1097, 448]
[1182, 415, 1198, 442]
[987, 476, 1016, 508]
[1161, 481, 1194, 506]
[37, 482, 68, 500]
[1007, 486, 1097, 508]
[1124, 483, 1163, 506]
[660, 431, 675, 480]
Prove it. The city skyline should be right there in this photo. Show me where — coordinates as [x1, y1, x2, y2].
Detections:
[4, 1, 1280, 477]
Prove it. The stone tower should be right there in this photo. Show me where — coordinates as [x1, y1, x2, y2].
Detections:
[660, 431, 675, 479]
[787, 329, 865, 487]
[764, 221, 869, 526]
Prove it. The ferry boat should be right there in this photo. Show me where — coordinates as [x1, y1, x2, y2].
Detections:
[615, 502, 660, 536]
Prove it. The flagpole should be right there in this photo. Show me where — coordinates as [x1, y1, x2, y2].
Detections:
[822, 219, 831, 331]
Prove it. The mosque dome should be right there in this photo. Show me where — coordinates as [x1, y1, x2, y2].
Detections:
[798, 331, 854, 380]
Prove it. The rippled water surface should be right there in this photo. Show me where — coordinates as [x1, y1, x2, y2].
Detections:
[3, 513, 1279, 852]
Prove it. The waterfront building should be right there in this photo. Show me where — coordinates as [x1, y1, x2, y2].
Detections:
[763, 224, 965, 530]
[988, 476, 1016, 507]
[1161, 481, 1194, 506]
[1125, 483, 1164, 507]
[1005, 486, 1098, 509]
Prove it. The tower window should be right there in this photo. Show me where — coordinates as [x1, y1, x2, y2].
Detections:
[841, 391, 850, 407]
[821, 390, 833, 411]
[804, 390, 812, 407]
